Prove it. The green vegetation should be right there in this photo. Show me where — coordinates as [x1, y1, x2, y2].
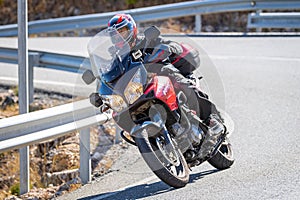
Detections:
[126, 0, 138, 5]
[9, 182, 33, 196]
[12, 86, 18, 96]
[10, 183, 20, 196]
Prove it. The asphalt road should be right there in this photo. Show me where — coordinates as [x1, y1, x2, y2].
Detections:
[1, 36, 299, 199]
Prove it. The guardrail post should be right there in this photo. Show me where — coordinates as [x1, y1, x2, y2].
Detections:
[256, 10, 262, 32]
[19, 147, 29, 194]
[18, 0, 30, 195]
[195, 14, 202, 33]
[28, 53, 39, 103]
[79, 128, 91, 184]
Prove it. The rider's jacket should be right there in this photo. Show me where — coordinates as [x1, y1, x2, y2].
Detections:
[132, 35, 200, 77]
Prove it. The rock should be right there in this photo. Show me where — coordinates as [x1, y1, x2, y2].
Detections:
[46, 169, 79, 186]
[4, 196, 22, 200]
[204, 25, 215, 32]
[57, 177, 82, 193]
[0, 176, 15, 190]
[19, 187, 58, 200]
[74, 8, 80, 16]
[29, 102, 43, 112]
[1, 96, 15, 110]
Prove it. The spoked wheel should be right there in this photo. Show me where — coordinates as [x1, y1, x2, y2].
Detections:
[135, 130, 190, 188]
[208, 140, 234, 170]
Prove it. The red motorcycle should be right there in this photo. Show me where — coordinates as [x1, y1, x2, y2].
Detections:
[82, 26, 234, 188]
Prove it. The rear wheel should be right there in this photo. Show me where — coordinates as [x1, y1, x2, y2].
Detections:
[208, 140, 234, 170]
[135, 130, 190, 188]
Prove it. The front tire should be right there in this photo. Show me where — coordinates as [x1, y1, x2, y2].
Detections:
[208, 140, 234, 170]
[134, 131, 190, 188]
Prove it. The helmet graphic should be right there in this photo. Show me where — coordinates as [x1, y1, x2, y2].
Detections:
[108, 14, 137, 47]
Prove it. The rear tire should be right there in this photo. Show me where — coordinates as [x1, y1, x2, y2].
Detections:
[208, 140, 234, 170]
[135, 131, 190, 188]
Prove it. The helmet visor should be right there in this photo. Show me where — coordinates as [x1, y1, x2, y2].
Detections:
[88, 28, 131, 81]
[117, 26, 130, 40]
[109, 23, 133, 47]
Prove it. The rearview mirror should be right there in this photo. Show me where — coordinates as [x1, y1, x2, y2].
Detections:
[89, 93, 103, 107]
[144, 26, 160, 41]
[82, 69, 96, 85]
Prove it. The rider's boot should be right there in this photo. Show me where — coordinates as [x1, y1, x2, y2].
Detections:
[197, 114, 225, 159]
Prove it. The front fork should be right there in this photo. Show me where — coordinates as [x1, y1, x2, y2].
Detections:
[129, 107, 181, 166]
[156, 124, 181, 166]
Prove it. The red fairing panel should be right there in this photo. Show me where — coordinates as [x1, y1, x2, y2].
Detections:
[145, 76, 178, 111]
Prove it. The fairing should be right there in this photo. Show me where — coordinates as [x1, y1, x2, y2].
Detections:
[145, 76, 178, 111]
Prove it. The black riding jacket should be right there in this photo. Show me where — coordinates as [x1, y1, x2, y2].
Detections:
[132, 35, 183, 62]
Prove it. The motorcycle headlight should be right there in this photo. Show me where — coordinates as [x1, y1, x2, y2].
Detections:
[124, 69, 144, 104]
[104, 95, 127, 112]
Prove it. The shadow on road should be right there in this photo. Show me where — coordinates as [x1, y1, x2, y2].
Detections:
[189, 169, 220, 183]
[78, 169, 219, 200]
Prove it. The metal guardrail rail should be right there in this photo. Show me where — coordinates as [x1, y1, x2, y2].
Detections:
[1, 0, 300, 36]
[0, 99, 96, 142]
[0, 99, 112, 184]
[0, 47, 89, 73]
[248, 12, 300, 29]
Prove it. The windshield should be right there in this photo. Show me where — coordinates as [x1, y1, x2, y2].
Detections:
[87, 28, 131, 80]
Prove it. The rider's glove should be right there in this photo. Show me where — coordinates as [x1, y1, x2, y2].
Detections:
[146, 44, 172, 63]
[187, 75, 203, 92]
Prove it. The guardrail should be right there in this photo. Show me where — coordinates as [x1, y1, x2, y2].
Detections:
[0, 47, 95, 193]
[248, 12, 300, 31]
[0, 47, 89, 104]
[1, 0, 300, 36]
[0, 47, 89, 73]
[0, 99, 111, 185]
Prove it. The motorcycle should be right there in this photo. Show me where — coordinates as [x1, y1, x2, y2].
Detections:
[82, 26, 234, 188]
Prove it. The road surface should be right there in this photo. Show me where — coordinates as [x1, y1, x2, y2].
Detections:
[1, 36, 299, 199]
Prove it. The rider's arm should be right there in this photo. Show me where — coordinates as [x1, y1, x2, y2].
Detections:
[154, 37, 183, 56]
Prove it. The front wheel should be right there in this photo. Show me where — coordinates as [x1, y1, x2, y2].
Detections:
[134, 130, 190, 188]
[208, 140, 234, 170]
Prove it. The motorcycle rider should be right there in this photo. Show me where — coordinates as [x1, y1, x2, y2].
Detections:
[107, 13, 221, 127]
